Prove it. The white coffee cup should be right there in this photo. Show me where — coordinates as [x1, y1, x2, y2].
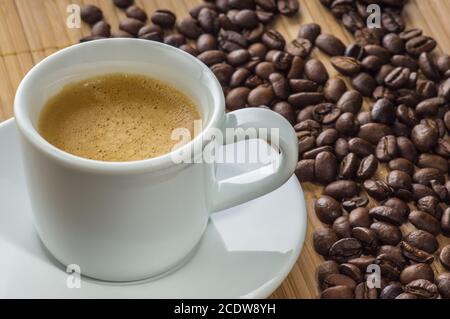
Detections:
[14, 39, 298, 282]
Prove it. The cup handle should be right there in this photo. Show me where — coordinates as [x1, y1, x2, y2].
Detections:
[208, 108, 298, 213]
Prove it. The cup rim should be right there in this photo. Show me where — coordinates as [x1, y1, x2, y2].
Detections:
[14, 39, 225, 174]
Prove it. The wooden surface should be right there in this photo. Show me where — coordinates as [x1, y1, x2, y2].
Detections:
[0, 0, 449, 299]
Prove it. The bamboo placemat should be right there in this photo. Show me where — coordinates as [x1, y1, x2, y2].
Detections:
[0, 0, 449, 299]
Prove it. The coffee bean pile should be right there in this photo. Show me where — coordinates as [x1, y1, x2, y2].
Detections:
[310, 0, 450, 299]
[78, 0, 450, 299]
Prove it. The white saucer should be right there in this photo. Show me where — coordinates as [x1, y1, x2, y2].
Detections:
[0, 119, 307, 299]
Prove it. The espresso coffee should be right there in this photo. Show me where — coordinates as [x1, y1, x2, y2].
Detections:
[38, 73, 200, 162]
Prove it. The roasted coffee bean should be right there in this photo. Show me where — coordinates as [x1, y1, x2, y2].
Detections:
[417, 194, 442, 217]
[151, 9, 176, 29]
[119, 18, 144, 36]
[197, 34, 218, 53]
[349, 207, 371, 228]
[361, 55, 385, 72]
[354, 27, 382, 46]
[321, 286, 354, 299]
[317, 260, 339, 287]
[352, 73, 376, 97]
[369, 205, 404, 226]
[323, 180, 359, 201]
[417, 80, 438, 99]
[388, 158, 414, 176]
[180, 44, 198, 56]
[396, 104, 419, 127]
[400, 264, 434, 285]
[269, 74, 290, 101]
[295, 160, 315, 182]
[324, 78, 346, 103]
[339, 153, 359, 179]
[113, 0, 133, 9]
[364, 180, 393, 201]
[316, 34, 346, 56]
[303, 146, 334, 159]
[412, 183, 435, 201]
[348, 138, 374, 158]
[91, 21, 111, 38]
[125, 5, 147, 22]
[315, 196, 342, 225]
[304, 59, 329, 85]
[315, 152, 338, 185]
[254, 61, 276, 79]
[345, 43, 365, 61]
[218, 29, 248, 51]
[391, 54, 418, 71]
[440, 245, 450, 270]
[262, 29, 285, 50]
[442, 208, 450, 237]
[371, 99, 396, 125]
[329, 238, 363, 263]
[387, 170, 412, 198]
[375, 253, 403, 281]
[430, 180, 448, 202]
[437, 54, 450, 76]
[81, 5, 103, 25]
[401, 241, 434, 264]
[400, 29, 423, 41]
[210, 63, 233, 86]
[413, 168, 444, 186]
[435, 138, 450, 157]
[313, 227, 339, 256]
[342, 11, 365, 33]
[333, 216, 352, 239]
[352, 227, 378, 254]
[357, 155, 378, 180]
[289, 79, 317, 93]
[272, 51, 294, 71]
[396, 88, 420, 107]
[277, 0, 300, 16]
[245, 74, 264, 88]
[419, 52, 440, 81]
[335, 113, 359, 136]
[233, 9, 259, 29]
[226, 87, 250, 110]
[322, 273, 357, 290]
[380, 283, 404, 299]
[138, 25, 163, 41]
[347, 256, 375, 273]
[272, 102, 295, 124]
[440, 78, 450, 101]
[375, 136, 398, 162]
[330, 56, 362, 76]
[437, 273, 450, 299]
[336, 90, 362, 114]
[247, 84, 274, 107]
[370, 222, 402, 246]
[286, 38, 312, 58]
[396, 137, 417, 162]
[359, 112, 374, 126]
[317, 129, 339, 147]
[339, 263, 363, 283]
[382, 9, 405, 33]
[405, 279, 438, 299]
[189, 3, 216, 19]
[382, 33, 405, 55]
[417, 154, 448, 173]
[406, 36, 437, 57]
[226, 49, 250, 66]
[416, 97, 446, 117]
[405, 230, 438, 254]
[384, 66, 410, 89]
[164, 34, 186, 47]
[343, 197, 368, 213]
[228, 0, 255, 10]
[334, 138, 349, 160]
[287, 56, 304, 79]
[298, 23, 321, 43]
[312, 103, 341, 124]
[384, 197, 410, 218]
[408, 211, 440, 235]
[197, 50, 226, 66]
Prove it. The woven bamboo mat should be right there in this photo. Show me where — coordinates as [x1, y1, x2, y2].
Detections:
[0, 0, 449, 299]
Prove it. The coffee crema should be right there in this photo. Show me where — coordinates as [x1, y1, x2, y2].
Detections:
[38, 73, 200, 162]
